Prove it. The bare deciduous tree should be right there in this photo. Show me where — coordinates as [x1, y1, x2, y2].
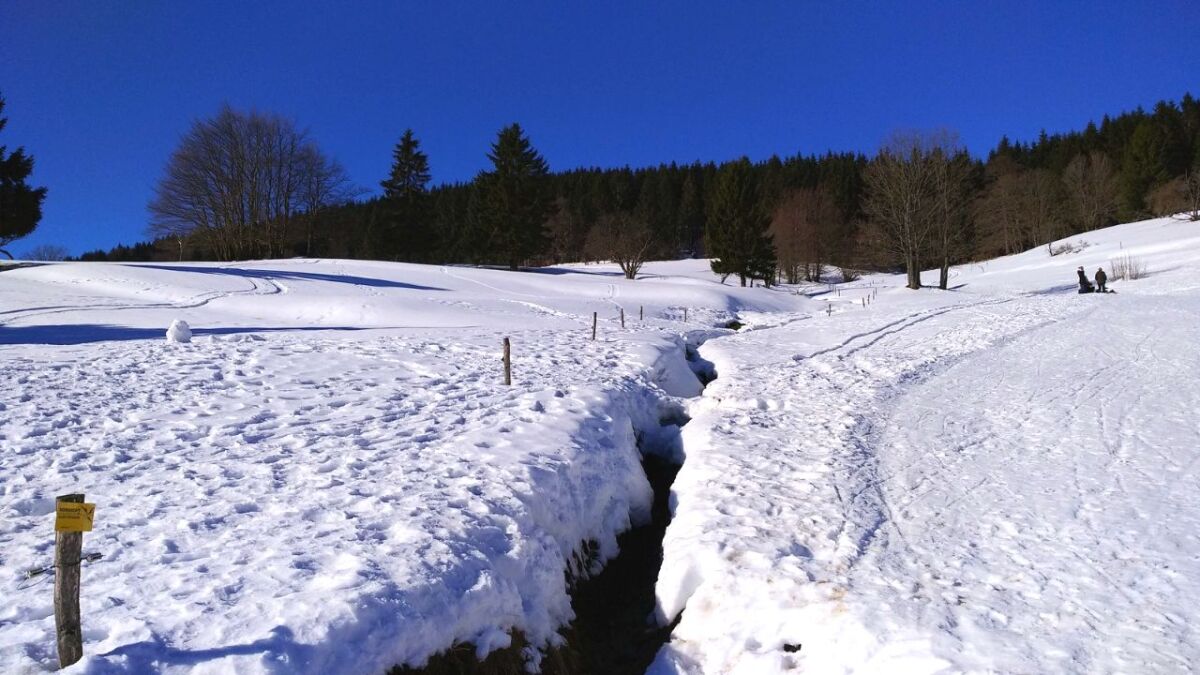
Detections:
[770, 186, 842, 284]
[863, 130, 960, 289]
[976, 167, 1067, 257]
[1147, 169, 1200, 221]
[583, 211, 656, 279]
[23, 244, 69, 261]
[929, 144, 974, 289]
[148, 105, 350, 261]
[1062, 151, 1118, 232]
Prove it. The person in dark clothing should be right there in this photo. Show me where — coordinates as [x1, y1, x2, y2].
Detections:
[1077, 266, 1095, 293]
[1095, 267, 1107, 293]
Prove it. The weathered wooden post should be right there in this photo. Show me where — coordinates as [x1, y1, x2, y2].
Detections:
[502, 338, 512, 385]
[620, 308, 625, 328]
[591, 312, 597, 341]
[54, 493, 92, 668]
[683, 307, 688, 323]
[639, 305, 643, 321]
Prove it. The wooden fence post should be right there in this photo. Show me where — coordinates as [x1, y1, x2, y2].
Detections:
[502, 338, 511, 386]
[591, 312, 597, 341]
[620, 308, 625, 328]
[55, 493, 85, 669]
[683, 307, 688, 323]
[639, 305, 643, 321]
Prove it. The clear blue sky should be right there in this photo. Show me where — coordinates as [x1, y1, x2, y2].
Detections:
[3, 1, 1198, 255]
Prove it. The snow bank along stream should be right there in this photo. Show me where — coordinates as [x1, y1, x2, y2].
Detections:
[394, 330, 725, 673]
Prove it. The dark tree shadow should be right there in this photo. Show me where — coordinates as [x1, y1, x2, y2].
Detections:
[0, 324, 388, 346]
[130, 265, 447, 291]
[89, 626, 314, 673]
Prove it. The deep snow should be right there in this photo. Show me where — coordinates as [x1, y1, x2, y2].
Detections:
[3, 215, 1200, 674]
[0, 258, 807, 674]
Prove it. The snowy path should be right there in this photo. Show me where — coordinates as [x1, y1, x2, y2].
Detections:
[858, 294, 1200, 672]
[652, 286, 1200, 673]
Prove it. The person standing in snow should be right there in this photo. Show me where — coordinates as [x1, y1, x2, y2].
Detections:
[1077, 266, 1094, 293]
[1095, 267, 1107, 293]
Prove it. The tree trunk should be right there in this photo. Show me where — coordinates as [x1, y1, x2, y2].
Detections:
[939, 259, 950, 290]
[906, 255, 921, 289]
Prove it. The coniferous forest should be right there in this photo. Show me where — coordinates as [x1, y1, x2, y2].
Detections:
[77, 94, 1200, 287]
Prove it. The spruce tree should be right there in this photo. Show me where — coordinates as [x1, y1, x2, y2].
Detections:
[377, 129, 432, 260]
[477, 123, 551, 269]
[705, 158, 775, 286]
[381, 129, 431, 200]
[0, 93, 47, 260]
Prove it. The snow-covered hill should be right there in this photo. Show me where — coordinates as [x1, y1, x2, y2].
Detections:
[651, 215, 1200, 674]
[2, 215, 1200, 674]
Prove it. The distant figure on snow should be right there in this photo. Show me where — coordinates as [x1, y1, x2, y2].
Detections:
[1095, 267, 1107, 293]
[1077, 266, 1095, 294]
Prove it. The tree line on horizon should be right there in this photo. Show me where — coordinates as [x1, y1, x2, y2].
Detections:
[49, 93, 1200, 287]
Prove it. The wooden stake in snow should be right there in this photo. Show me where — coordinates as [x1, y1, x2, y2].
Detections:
[591, 312, 597, 341]
[683, 307, 688, 323]
[639, 305, 643, 321]
[620, 308, 625, 328]
[54, 493, 89, 668]
[502, 338, 512, 386]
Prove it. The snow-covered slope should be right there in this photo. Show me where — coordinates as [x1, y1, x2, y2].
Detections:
[650, 216, 1200, 673]
[0, 259, 809, 674]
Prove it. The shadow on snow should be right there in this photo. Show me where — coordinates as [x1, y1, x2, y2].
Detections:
[0, 324, 384, 346]
[130, 264, 447, 291]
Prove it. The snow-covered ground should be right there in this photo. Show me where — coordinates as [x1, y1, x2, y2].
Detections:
[0, 259, 806, 674]
[3, 215, 1200, 674]
[651, 216, 1200, 673]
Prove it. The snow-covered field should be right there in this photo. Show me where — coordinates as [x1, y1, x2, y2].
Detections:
[651, 217, 1200, 674]
[3, 215, 1200, 674]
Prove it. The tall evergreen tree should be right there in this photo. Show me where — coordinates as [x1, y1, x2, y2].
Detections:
[476, 123, 551, 269]
[380, 129, 431, 200]
[377, 129, 433, 260]
[0, 93, 47, 260]
[705, 158, 776, 286]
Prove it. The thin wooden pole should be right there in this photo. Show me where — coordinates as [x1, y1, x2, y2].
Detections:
[591, 312, 597, 340]
[55, 493, 84, 669]
[639, 305, 643, 321]
[683, 307, 688, 322]
[620, 308, 625, 329]
[502, 338, 511, 386]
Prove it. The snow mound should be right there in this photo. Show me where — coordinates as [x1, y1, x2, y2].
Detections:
[166, 319, 192, 343]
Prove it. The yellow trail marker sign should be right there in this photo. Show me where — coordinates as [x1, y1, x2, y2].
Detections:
[55, 502, 95, 532]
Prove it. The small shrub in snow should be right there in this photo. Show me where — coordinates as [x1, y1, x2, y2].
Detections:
[1109, 255, 1148, 281]
[840, 267, 861, 282]
[1049, 240, 1088, 256]
[166, 320, 192, 343]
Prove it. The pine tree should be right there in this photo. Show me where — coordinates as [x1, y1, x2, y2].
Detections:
[380, 129, 431, 200]
[377, 129, 432, 260]
[477, 123, 551, 269]
[0, 93, 47, 259]
[705, 158, 775, 286]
